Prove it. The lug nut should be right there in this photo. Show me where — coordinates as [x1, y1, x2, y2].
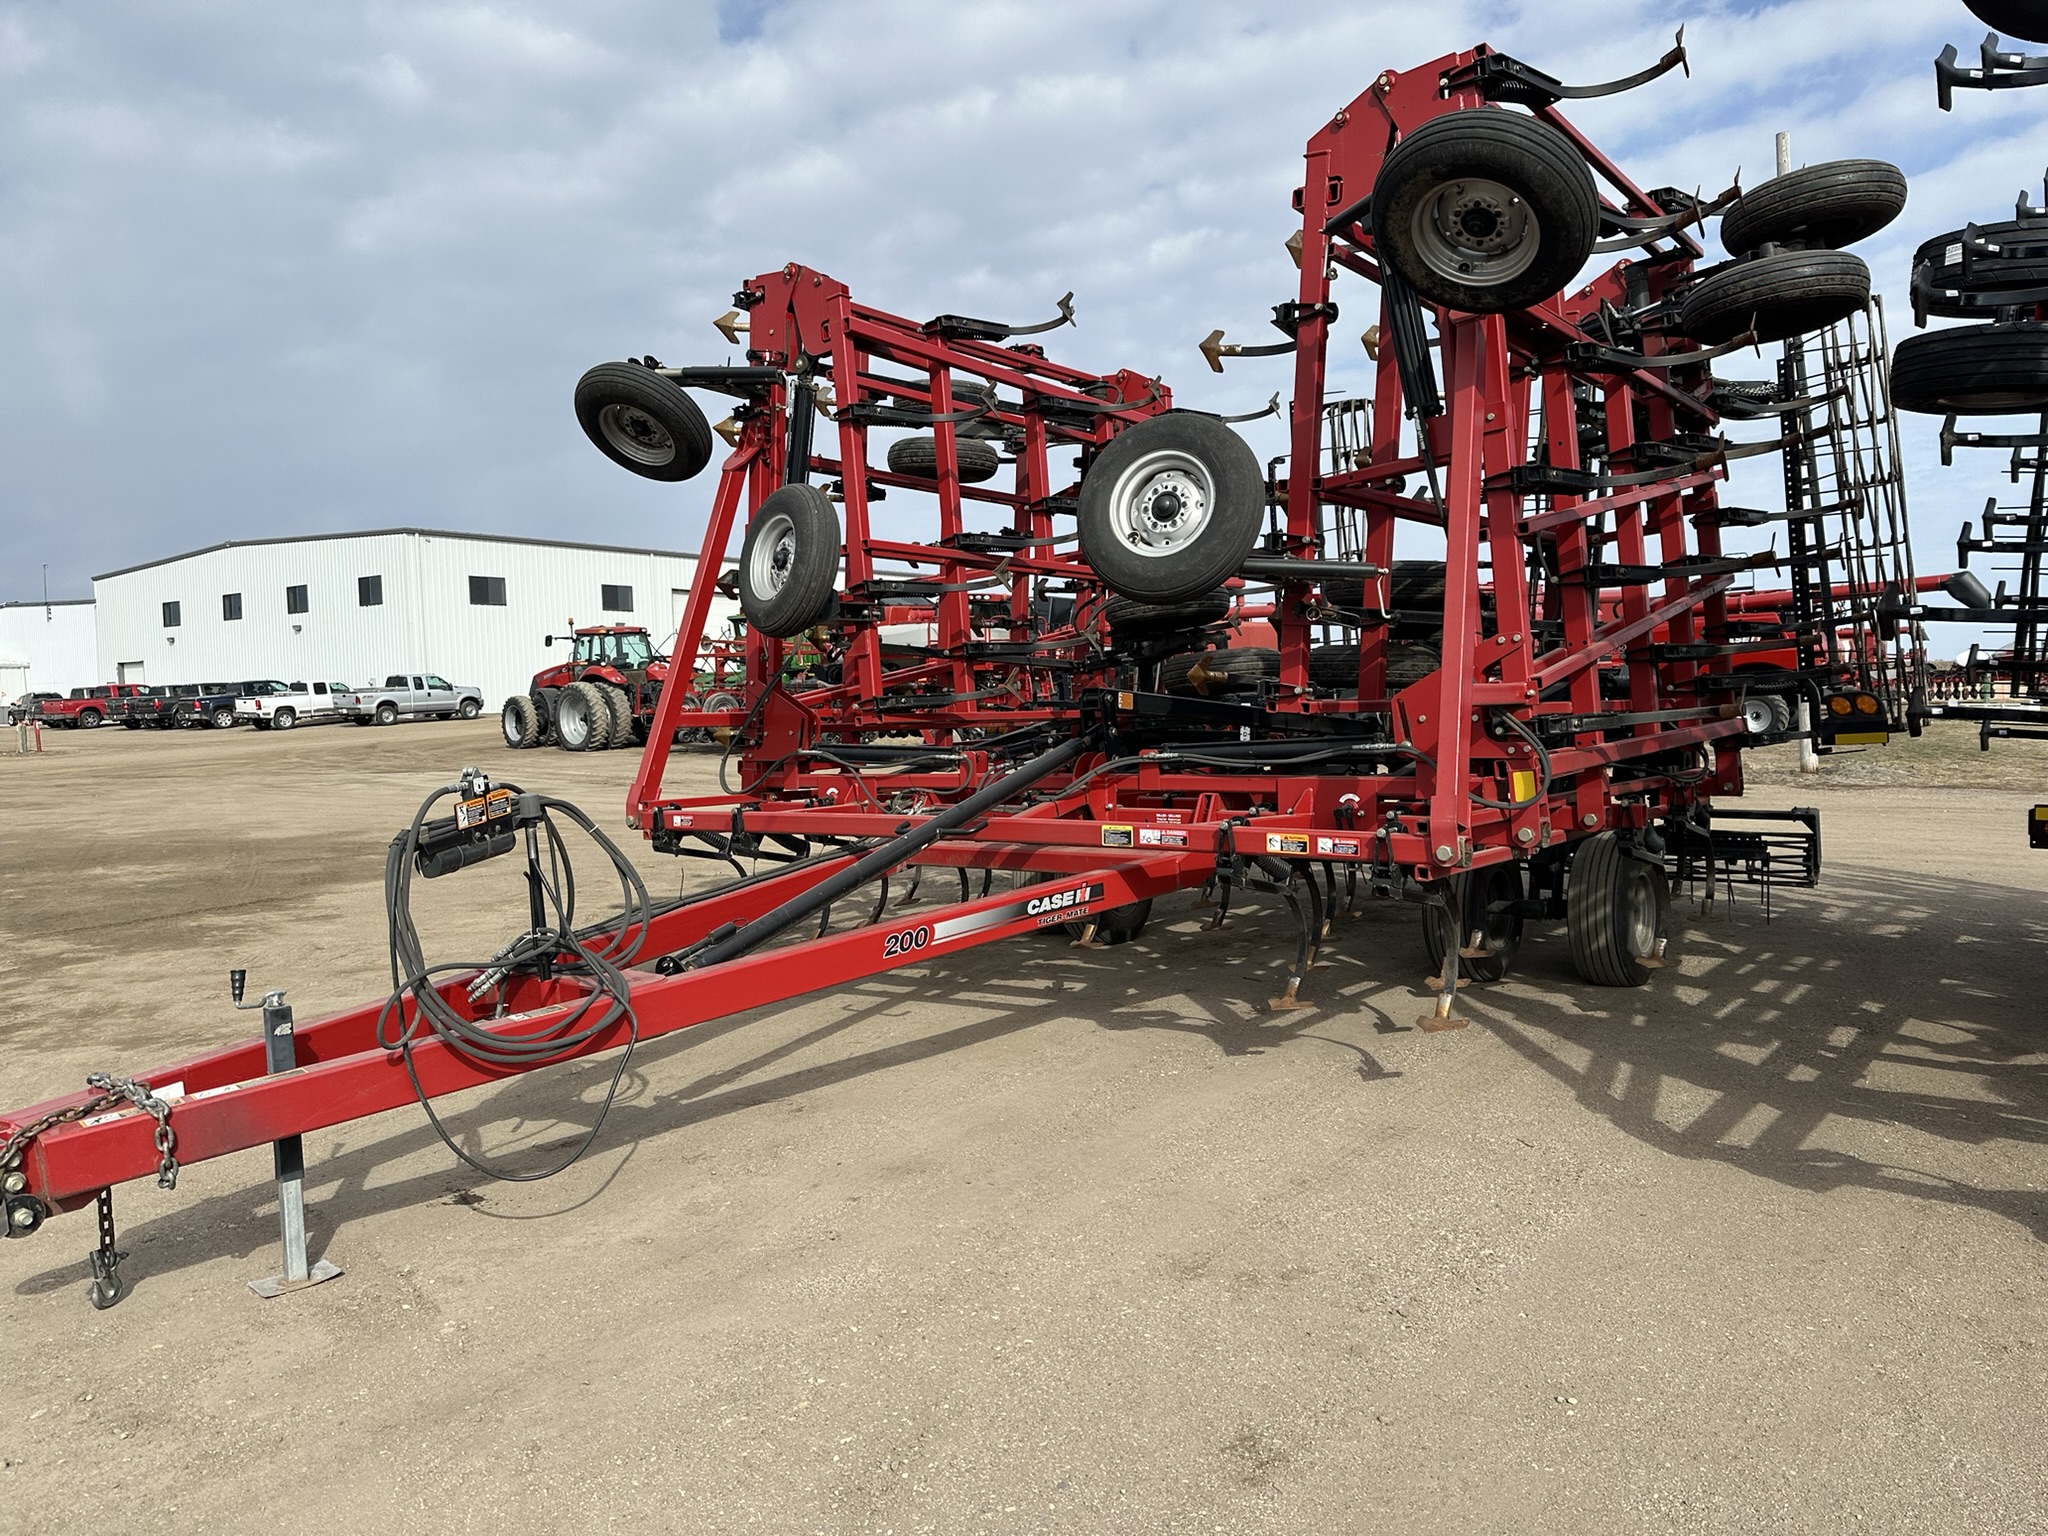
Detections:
[1, 1171, 23, 1194]
[10, 1205, 33, 1228]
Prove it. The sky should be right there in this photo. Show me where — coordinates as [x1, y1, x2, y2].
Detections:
[2, 0, 2043, 619]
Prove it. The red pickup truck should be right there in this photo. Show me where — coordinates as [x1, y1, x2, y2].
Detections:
[31, 684, 145, 729]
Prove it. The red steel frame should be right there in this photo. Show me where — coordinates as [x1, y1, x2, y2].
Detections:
[3, 44, 1778, 1232]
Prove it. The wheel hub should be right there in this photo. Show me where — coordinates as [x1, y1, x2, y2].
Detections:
[1109, 451, 1214, 556]
[1413, 177, 1539, 286]
[598, 403, 677, 467]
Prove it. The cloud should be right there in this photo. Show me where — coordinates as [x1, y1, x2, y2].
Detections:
[0, 0, 2031, 605]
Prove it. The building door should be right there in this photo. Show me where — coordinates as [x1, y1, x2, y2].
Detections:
[669, 589, 691, 652]
[116, 661, 146, 684]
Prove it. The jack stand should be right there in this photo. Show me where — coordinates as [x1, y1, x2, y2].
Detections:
[85, 1187, 125, 1310]
[232, 971, 342, 1299]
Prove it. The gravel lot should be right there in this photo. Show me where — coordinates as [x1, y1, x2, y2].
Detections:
[1, 720, 2044, 1534]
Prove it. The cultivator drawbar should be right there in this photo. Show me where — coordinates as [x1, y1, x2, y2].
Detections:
[3, 39, 1928, 1300]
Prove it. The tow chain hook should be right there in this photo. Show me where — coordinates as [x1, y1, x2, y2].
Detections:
[85, 1187, 125, 1310]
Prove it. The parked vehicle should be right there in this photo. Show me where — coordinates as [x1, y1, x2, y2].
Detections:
[5, 691, 60, 726]
[113, 686, 193, 730]
[180, 680, 286, 730]
[502, 626, 669, 752]
[32, 684, 144, 729]
[236, 681, 354, 730]
[339, 674, 485, 726]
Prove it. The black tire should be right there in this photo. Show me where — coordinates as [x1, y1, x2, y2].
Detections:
[211, 707, 237, 729]
[1891, 322, 2048, 415]
[1077, 412, 1265, 603]
[1160, 646, 1279, 696]
[1310, 643, 1360, 690]
[1566, 831, 1665, 988]
[1371, 108, 1600, 314]
[121, 719, 142, 730]
[885, 435, 1002, 484]
[77, 708, 102, 729]
[555, 681, 612, 752]
[1103, 591, 1231, 636]
[1913, 223, 2048, 319]
[1420, 862, 1525, 983]
[600, 683, 640, 747]
[502, 693, 541, 748]
[457, 697, 481, 720]
[739, 483, 840, 638]
[1966, 0, 2048, 42]
[271, 708, 297, 731]
[1386, 641, 1440, 691]
[574, 362, 714, 483]
[1719, 160, 1906, 256]
[1070, 898, 1152, 945]
[1681, 251, 1870, 346]
[1766, 694, 1794, 735]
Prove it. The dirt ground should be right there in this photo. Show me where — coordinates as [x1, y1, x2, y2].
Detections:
[1, 719, 2044, 1534]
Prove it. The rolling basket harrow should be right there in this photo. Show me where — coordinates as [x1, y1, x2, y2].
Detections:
[0, 38, 1931, 1304]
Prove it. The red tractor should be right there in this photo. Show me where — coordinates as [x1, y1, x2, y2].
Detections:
[502, 625, 670, 752]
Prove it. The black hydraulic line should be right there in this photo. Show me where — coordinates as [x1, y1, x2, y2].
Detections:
[679, 729, 1097, 970]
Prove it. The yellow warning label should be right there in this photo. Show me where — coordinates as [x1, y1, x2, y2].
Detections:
[1100, 824, 1135, 847]
[1264, 833, 1310, 855]
[1833, 731, 1890, 746]
[1509, 769, 1538, 803]
[2033, 806, 2048, 823]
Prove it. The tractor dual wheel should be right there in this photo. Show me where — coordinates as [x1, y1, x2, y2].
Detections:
[1370, 108, 1600, 314]
[739, 483, 841, 638]
[885, 435, 1002, 484]
[1891, 322, 2048, 415]
[1566, 831, 1668, 988]
[502, 694, 542, 749]
[1420, 862, 1525, 984]
[1681, 250, 1870, 346]
[1966, 0, 2048, 42]
[574, 361, 715, 483]
[1719, 159, 1907, 257]
[554, 681, 614, 752]
[1077, 412, 1265, 604]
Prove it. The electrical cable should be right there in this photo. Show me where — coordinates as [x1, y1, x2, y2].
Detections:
[378, 779, 652, 1182]
[1468, 709, 1555, 810]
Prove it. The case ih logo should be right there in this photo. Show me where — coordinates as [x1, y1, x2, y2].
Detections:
[932, 881, 1108, 943]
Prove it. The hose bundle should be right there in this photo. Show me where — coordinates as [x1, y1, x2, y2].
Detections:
[379, 778, 653, 1181]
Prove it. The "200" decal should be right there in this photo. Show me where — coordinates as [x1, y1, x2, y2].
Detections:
[881, 925, 932, 958]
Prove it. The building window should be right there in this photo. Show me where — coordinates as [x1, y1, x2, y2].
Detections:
[359, 575, 383, 607]
[601, 583, 634, 613]
[286, 584, 309, 615]
[468, 575, 507, 607]
[162, 601, 181, 628]
[222, 592, 243, 622]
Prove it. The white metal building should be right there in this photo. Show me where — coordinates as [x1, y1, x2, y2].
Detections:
[0, 599, 98, 701]
[91, 528, 736, 709]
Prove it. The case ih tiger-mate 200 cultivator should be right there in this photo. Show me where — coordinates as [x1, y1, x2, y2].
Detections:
[1, 37, 1931, 1307]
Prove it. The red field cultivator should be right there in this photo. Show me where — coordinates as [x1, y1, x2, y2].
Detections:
[0, 38, 1926, 1304]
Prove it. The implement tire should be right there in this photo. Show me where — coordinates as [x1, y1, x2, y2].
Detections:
[1566, 832, 1666, 988]
[1719, 159, 1906, 256]
[1370, 108, 1599, 314]
[574, 361, 714, 483]
[1891, 322, 2048, 416]
[1160, 646, 1278, 696]
[886, 435, 1002, 484]
[1966, 0, 2048, 42]
[1078, 412, 1265, 603]
[739, 483, 841, 638]
[1420, 862, 1525, 983]
[1681, 250, 1870, 345]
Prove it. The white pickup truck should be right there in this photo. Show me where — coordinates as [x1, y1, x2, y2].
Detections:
[339, 673, 486, 726]
[235, 680, 355, 731]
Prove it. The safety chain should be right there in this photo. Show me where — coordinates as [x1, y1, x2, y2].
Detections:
[0, 1074, 179, 1192]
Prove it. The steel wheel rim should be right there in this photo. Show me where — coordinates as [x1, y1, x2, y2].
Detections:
[1622, 868, 1658, 957]
[558, 692, 591, 747]
[749, 510, 798, 597]
[1106, 448, 1215, 558]
[597, 402, 677, 467]
[1409, 177, 1540, 289]
[1741, 697, 1775, 734]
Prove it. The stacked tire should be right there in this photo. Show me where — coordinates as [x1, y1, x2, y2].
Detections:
[1894, 215, 2048, 420]
[1681, 160, 1906, 346]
